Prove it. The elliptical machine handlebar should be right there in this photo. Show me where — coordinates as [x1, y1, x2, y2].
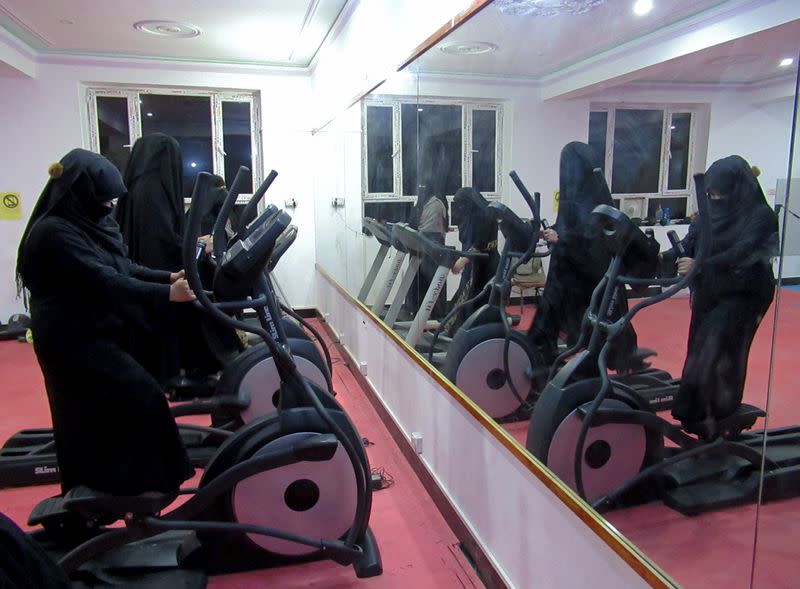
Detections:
[238, 169, 279, 235]
[212, 166, 250, 260]
[667, 229, 687, 257]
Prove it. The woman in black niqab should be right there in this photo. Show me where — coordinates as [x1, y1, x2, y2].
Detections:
[526, 141, 650, 374]
[444, 186, 499, 334]
[670, 155, 777, 425]
[116, 133, 184, 271]
[17, 149, 194, 496]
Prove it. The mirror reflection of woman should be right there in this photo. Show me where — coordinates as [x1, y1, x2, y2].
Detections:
[445, 187, 499, 334]
[406, 183, 449, 318]
[526, 141, 649, 377]
[667, 156, 778, 427]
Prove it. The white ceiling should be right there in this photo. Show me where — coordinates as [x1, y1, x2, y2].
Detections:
[634, 19, 800, 84]
[0, 0, 348, 67]
[415, 0, 799, 85]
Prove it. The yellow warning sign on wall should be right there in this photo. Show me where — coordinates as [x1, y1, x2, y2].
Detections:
[0, 193, 21, 220]
[553, 189, 559, 212]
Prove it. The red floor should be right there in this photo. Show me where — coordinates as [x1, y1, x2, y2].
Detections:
[0, 322, 482, 589]
[508, 290, 800, 589]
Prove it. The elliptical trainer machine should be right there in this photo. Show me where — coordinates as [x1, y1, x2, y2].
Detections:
[0, 167, 332, 489]
[435, 171, 549, 421]
[27, 171, 382, 586]
[526, 173, 800, 515]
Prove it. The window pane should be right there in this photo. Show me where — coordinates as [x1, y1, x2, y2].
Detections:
[667, 113, 691, 191]
[363, 201, 414, 224]
[140, 94, 213, 199]
[472, 109, 496, 193]
[588, 111, 608, 174]
[366, 106, 394, 193]
[401, 104, 462, 197]
[611, 109, 664, 194]
[222, 101, 253, 193]
[96, 96, 131, 176]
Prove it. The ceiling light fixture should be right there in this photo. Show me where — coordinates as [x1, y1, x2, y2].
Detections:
[495, 0, 606, 17]
[632, 0, 653, 16]
[146, 112, 154, 117]
[439, 41, 499, 55]
[134, 20, 201, 38]
[780, 57, 794, 67]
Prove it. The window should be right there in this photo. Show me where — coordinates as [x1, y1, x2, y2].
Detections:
[362, 96, 503, 205]
[87, 87, 261, 200]
[589, 105, 698, 220]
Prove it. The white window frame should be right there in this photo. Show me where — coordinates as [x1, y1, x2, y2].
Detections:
[591, 103, 699, 217]
[361, 95, 504, 202]
[86, 86, 262, 203]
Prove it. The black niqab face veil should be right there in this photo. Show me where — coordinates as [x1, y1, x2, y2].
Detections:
[703, 155, 778, 263]
[556, 141, 612, 238]
[452, 186, 495, 248]
[17, 149, 128, 293]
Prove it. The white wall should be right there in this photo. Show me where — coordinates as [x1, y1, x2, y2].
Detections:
[0, 60, 314, 318]
[316, 270, 664, 589]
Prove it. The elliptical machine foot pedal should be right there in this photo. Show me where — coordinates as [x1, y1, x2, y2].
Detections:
[28, 495, 70, 527]
[682, 404, 765, 441]
[353, 527, 383, 578]
[63, 486, 177, 520]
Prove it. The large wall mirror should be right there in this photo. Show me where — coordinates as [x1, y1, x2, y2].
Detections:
[314, 1, 800, 587]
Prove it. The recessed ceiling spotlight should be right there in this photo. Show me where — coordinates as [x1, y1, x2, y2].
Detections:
[780, 57, 795, 67]
[633, 0, 653, 16]
[146, 112, 154, 117]
[190, 162, 197, 168]
[439, 41, 498, 55]
[134, 20, 201, 38]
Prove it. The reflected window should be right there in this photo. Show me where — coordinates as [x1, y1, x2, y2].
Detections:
[366, 106, 394, 193]
[87, 87, 261, 199]
[401, 103, 462, 197]
[96, 96, 131, 176]
[592, 104, 698, 221]
[588, 111, 608, 174]
[668, 112, 692, 191]
[611, 109, 663, 194]
[363, 97, 503, 200]
[472, 109, 497, 193]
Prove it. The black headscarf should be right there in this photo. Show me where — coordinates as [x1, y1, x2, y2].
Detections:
[556, 141, 613, 242]
[115, 133, 184, 269]
[703, 155, 778, 266]
[190, 174, 227, 235]
[17, 149, 127, 294]
[452, 187, 496, 249]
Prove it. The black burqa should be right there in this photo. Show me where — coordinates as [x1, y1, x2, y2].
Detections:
[671, 155, 777, 424]
[116, 133, 184, 271]
[526, 141, 647, 372]
[16, 149, 193, 495]
[116, 134, 219, 383]
[444, 187, 499, 334]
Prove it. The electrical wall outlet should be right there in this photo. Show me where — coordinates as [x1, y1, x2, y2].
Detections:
[411, 432, 423, 454]
[359, 361, 368, 375]
[331, 197, 345, 207]
[284, 198, 297, 208]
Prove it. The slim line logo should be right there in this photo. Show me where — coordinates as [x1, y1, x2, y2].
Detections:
[35, 465, 58, 475]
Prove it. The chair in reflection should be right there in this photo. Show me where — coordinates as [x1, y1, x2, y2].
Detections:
[510, 256, 546, 315]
